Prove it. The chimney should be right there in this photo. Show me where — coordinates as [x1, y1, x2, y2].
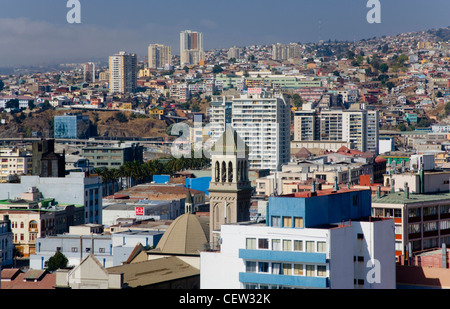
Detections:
[333, 176, 339, 191]
[404, 182, 409, 199]
[310, 180, 318, 196]
[443, 243, 447, 269]
[377, 186, 381, 198]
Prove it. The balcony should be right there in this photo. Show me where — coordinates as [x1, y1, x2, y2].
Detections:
[239, 249, 327, 264]
[239, 272, 328, 288]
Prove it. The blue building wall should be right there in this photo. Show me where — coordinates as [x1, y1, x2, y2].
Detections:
[267, 189, 372, 228]
[186, 177, 212, 195]
[153, 175, 170, 184]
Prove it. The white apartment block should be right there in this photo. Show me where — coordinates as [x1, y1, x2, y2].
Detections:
[109, 51, 137, 94]
[210, 90, 290, 171]
[200, 218, 395, 289]
[293, 108, 379, 154]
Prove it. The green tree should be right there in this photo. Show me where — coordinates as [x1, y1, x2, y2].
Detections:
[292, 94, 303, 108]
[115, 112, 128, 123]
[379, 63, 389, 73]
[6, 99, 19, 109]
[212, 65, 223, 74]
[46, 250, 68, 272]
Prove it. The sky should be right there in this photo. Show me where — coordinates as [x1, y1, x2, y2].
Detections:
[0, 0, 449, 67]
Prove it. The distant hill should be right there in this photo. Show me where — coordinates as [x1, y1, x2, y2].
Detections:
[0, 109, 170, 139]
[427, 27, 450, 41]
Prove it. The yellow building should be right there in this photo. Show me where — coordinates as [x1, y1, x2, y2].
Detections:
[148, 106, 165, 116]
[0, 147, 32, 183]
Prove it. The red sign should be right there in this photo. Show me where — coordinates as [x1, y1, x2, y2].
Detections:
[136, 207, 144, 216]
[248, 88, 262, 94]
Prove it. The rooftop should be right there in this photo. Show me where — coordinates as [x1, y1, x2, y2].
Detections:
[372, 191, 450, 204]
[279, 187, 370, 198]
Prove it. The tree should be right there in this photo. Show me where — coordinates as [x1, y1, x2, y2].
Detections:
[0, 79, 4, 91]
[115, 112, 128, 123]
[292, 94, 303, 108]
[46, 250, 68, 272]
[212, 65, 223, 74]
[379, 63, 389, 73]
[6, 99, 19, 109]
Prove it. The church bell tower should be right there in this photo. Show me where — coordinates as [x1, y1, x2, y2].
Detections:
[208, 125, 252, 249]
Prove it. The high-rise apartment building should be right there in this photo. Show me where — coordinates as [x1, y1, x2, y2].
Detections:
[210, 89, 290, 171]
[148, 44, 172, 69]
[180, 30, 204, 66]
[83, 62, 96, 83]
[108, 51, 137, 94]
[293, 106, 379, 154]
[272, 42, 302, 61]
[228, 46, 242, 59]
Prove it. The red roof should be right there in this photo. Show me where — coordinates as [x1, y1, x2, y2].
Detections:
[1, 269, 56, 289]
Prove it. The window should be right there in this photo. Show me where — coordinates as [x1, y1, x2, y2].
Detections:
[293, 264, 304, 275]
[283, 216, 292, 228]
[357, 233, 364, 240]
[272, 239, 281, 251]
[246, 238, 256, 249]
[317, 241, 326, 253]
[258, 262, 269, 273]
[373, 208, 383, 217]
[272, 263, 281, 275]
[408, 223, 421, 234]
[282, 264, 292, 275]
[317, 265, 326, 277]
[423, 206, 437, 216]
[423, 221, 438, 232]
[294, 217, 303, 228]
[294, 240, 303, 251]
[282, 240, 292, 251]
[272, 216, 281, 227]
[258, 238, 269, 249]
[306, 265, 315, 277]
[353, 195, 358, 206]
[71, 247, 78, 252]
[408, 208, 421, 218]
[441, 205, 450, 215]
[306, 241, 315, 252]
[246, 261, 257, 273]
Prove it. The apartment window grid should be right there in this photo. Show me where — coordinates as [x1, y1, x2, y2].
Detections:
[244, 259, 328, 283]
[246, 237, 327, 254]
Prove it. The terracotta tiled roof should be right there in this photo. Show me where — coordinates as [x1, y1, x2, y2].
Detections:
[1, 270, 56, 289]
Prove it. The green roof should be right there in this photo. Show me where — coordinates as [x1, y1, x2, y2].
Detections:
[372, 192, 450, 205]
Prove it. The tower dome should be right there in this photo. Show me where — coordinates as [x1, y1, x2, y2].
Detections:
[154, 213, 209, 254]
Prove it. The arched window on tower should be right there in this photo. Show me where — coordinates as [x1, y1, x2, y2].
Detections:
[215, 161, 220, 182]
[228, 161, 233, 182]
[221, 161, 227, 182]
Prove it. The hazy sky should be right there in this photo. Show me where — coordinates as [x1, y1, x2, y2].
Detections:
[0, 0, 449, 67]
